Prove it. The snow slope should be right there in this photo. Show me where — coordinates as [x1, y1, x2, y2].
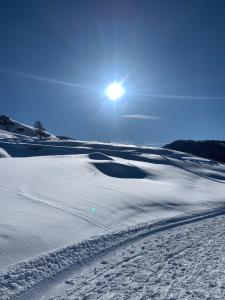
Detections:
[0, 120, 225, 299]
[0, 115, 57, 140]
[0, 144, 225, 271]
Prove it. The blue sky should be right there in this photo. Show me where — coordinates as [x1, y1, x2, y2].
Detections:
[0, 0, 225, 145]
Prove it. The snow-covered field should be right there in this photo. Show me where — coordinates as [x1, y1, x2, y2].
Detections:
[0, 119, 225, 299]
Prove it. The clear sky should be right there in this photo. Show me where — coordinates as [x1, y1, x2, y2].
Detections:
[0, 0, 225, 145]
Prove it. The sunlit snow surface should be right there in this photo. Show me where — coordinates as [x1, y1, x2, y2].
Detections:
[0, 128, 225, 271]
[0, 126, 225, 299]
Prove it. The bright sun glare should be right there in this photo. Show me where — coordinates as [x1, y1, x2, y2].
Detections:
[105, 82, 125, 101]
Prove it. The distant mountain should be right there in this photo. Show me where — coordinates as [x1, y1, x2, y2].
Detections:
[164, 140, 225, 163]
[0, 115, 57, 140]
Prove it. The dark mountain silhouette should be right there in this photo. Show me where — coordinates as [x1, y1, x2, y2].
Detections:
[164, 140, 225, 163]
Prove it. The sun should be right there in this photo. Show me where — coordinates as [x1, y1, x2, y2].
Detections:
[105, 82, 125, 101]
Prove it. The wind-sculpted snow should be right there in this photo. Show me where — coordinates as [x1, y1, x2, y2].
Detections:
[0, 121, 225, 300]
[88, 152, 113, 160]
[1, 144, 225, 270]
[1, 122, 225, 298]
[1, 207, 225, 299]
[93, 161, 147, 178]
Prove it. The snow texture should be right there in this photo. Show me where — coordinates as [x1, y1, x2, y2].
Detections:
[1, 149, 225, 272]
[45, 212, 225, 300]
[1, 208, 225, 299]
[0, 118, 225, 299]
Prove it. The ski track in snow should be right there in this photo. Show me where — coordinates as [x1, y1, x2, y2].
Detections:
[19, 191, 111, 232]
[1, 207, 225, 300]
[0, 184, 111, 232]
[30, 212, 225, 300]
[1, 122, 225, 299]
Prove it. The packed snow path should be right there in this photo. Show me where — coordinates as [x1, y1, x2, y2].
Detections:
[1, 209, 223, 300]
[41, 213, 225, 300]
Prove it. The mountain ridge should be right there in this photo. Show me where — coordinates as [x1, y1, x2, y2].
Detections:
[164, 139, 225, 163]
[0, 115, 57, 140]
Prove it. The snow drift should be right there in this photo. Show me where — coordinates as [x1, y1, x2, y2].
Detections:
[0, 147, 225, 272]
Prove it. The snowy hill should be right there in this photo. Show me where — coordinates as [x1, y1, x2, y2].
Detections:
[0, 115, 57, 140]
[0, 118, 225, 299]
[164, 139, 225, 163]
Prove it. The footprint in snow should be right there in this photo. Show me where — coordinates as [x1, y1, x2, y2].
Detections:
[65, 280, 74, 285]
[96, 281, 104, 286]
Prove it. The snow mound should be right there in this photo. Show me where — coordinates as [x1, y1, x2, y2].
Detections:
[93, 161, 147, 179]
[89, 152, 113, 160]
[0, 148, 10, 158]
